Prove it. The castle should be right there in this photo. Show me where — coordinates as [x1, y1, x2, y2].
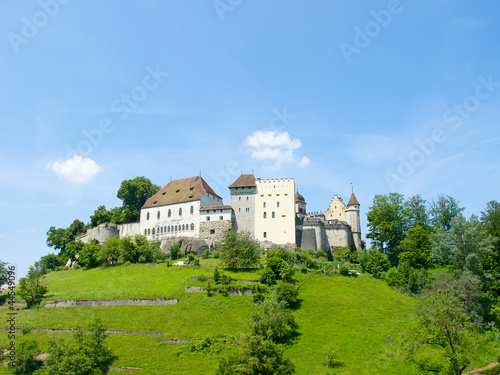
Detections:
[78, 174, 362, 254]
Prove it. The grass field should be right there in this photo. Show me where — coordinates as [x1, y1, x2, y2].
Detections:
[1, 261, 498, 374]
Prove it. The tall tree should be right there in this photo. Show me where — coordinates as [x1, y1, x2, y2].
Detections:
[0, 260, 7, 286]
[89, 205, 113, 227]
[366, 193, 407, 265]
[404, 194, 429, 229]
[17, 264, 48, 308]
[46, 219, 86, 255]
[219, 230, 260, 269]
[430, 195, 465, 230]
[399, 225, 432, 269]
[117, 177, 160, 222]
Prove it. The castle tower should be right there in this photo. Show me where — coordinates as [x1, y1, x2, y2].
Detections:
[229, 174, 257, 236]
[345, 192, 362, 251]
[295, 191, 307, 217]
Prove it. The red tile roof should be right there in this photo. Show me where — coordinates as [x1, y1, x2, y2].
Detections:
[347, 192, 360, 206]
[142, 176, 222, 209]
[228, 174, 256, 188]
[295, 191, 306, 203]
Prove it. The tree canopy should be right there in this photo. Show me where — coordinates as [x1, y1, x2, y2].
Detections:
[117, 176, 160, 222]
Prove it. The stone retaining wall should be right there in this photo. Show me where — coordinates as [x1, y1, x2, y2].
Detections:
[184, 286, 253, 296]
[44, 298, 178, 308]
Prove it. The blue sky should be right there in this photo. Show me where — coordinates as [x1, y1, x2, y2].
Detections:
[1, 0, 499, 277]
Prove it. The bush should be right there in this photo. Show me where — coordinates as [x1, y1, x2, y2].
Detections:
[187, 253, 195, 261]
[260, 268, 276, 286]
[213, 251, 220, 259]
[219, 230, 260, 269]
[197, 274, 207, 282]
[220, 274, 233, 285]
[385, 267, 399, 287]
[339, 264, 350, 276]
[201, 250, 211, 259]
[169, 240, 182, 260]
[275, 282, 299, 306]
[213, 267, 222, 284]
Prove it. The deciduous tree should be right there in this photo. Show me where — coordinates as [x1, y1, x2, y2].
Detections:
[219, 230, 260, 269]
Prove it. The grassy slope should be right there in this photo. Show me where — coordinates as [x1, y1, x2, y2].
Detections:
[1, 262, 497, 374]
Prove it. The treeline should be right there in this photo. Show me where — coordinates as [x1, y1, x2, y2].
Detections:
[357, 193, 500, 323]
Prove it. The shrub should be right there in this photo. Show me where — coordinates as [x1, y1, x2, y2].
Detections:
[339, 264, 350, 276]
[169, 240, 182, 260]
[212, 251, 220, 259]
[385, 267, 399, 287]
[187, 253, 195, 261]
[267, 256, 286, 279]
[213, 267, 222, 284]
[201, 249, 211, 259]
[194, 259, 200, 266]
[197, 274, 207, 282]
[220, 274, 233, 285]
[260, 268, 276, 286]
[275, 282, 299, 306]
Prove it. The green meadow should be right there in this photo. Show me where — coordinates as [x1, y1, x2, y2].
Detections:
[1, 261, 498, 374]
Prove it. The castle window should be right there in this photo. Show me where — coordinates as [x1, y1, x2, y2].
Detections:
[206, 216, 210, 221]
[175, 225, 178, 231]
[210, 229, 215, 235]
[263, 232, 267, 238]
[277, 202, 280, 208]
[190, 223, 194, 230]
[190, 206, 194, 214]
[146, 212, 150, 220]
[246, 207, 250, 212]
[157, 211, 160, 219]
[148, 228, 150, 235]
[168, 209, 171, 217]
[246, 197, 249, 200]
[167, 226, 170, 233]
[171, 226, 174, 232]
[219, 216, 223, 220]
[152, 228, 155, 235]
[263, 212, 267, 219]
[263, 202, 266, 208]
[160, 227, 163, 233]
[239, 208, 241, 212]
[239, 197, 241, 201]
[144, 229, 147, 235]
[272, 212, 275, 218]
[182, 224, 185, 231]
[179, 208, 182, 216]
[164, 226, 167, 232]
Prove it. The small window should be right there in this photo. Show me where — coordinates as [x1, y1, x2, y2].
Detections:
[171, 226, 174, 232]
[175, 225, 178, 231]
[167, 226, 170, 233]
[179, 208, 182, 216]
[263, 232, 267, 238]
[164, 226, 167, 232]
[263, 202, 266, 208]
[146, 212, 150, 220]
[284, 193, 288, 196]
[157, 211, 160, 219]
[239, 197, 241, 201]
[148, 228, 151, 235]
[182, 224, 185, 231]
[246, 197, 249, 200]
[210, 229, 215, 235]
[239, 208, 241, 212]
[190, 223, 194, 230]
[246, 207, 250, 212]
[168, 209, 171, 217]
[152, 228, 155, 235]
[144, 229, 147, 235]
[190, 206, 194, 214]
[206, 217, 210, 221]
[160, 227, 163, 233]
[263, 212, 267, 219]
[272, 212, 275, 218]
[277, 202, 280, 208]
[219, 216, 223, 220]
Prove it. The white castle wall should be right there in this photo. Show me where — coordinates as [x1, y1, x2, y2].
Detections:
[230, 186, 257, 236]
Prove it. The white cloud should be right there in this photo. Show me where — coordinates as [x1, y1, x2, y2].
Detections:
[47, 155, 101, 184]
[298, 156, 310, 168]
[244, 131, 308, 168]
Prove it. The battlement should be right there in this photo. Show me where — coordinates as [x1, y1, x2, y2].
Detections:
[256, 178, 294, 183]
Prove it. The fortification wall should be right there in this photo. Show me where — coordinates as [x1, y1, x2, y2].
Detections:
[118, 222, 141, 238]
[79, 223, 118, 244]
[199, 219, 233, 241]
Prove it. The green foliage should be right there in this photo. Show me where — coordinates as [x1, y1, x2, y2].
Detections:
[399, 225, 432, 269]
[187, 253, 196, 262]
[46, 219, 86, 255]
[201, 250, 211, 259]
[187, 334, 234, 354]
[384, 262, 428, 295]
[219, 230, 260, 269]
[213, 267, 222, 284]
[360, 249, 390, 278]
[248, 296, 298, 344]
[267, 248, 293, 263]
[0, 260, 8, 286]
[169, 240, 182, 260]
[274, 283, 299, 307]
[260, 267, 276, 286]
[79, 240, 101, 269]
[17, 264, 48, 308]
[43, 319, 114, 375]
[98, 235, 121, 264]
[217, 335, 295, 375]
[430, 194, 465, 230]
[116, 176, 160, 223]
[332, 247, 355, 264]
[10, 339, 42, 375]
[339, 263, 350, 276]
[90, 205, 113, 227]
[213, 251, 220, 259]
[267, 256, 286, 279]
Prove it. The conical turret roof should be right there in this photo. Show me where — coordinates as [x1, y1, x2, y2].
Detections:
[347, 192, 360, 206]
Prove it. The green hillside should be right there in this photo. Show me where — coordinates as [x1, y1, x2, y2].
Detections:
[0, 261, 496, 374]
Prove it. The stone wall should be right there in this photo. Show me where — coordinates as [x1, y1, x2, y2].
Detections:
[199, 219, 233, 241]
[160, 237, 212, 256]
[78, 223, 118, 244]
[44, 298, 178, 308]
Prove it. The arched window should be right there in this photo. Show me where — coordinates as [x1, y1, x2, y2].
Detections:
[160, 227, 163, 233]
[157, 211, 160, 219]
[263, 202, 266, 208]
[272, 212, 275, 218]
[190, 206, 194, 214]
[263, 212, 267, 219]
[277, 201, 280, 208]
[182, 224, 185, 231]
[144, 229, 147, 235]
[167, 226, 170, 233]
[171, 226, 174, 232]
[263, 232, 267, 238]
[175, 225, 178, 231]
[146, 212, 150, 220]
[190, 223, 194, 230]
[148, 228, 151, 235]
[168, 209, 171, 217]
[152, 228, 155, 235]
[179, 208, 182, 216]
